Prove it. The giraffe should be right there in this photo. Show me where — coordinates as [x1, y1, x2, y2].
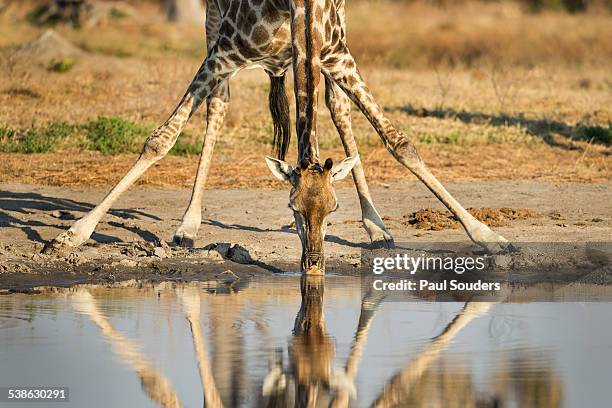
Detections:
[171, 0, 392, 249]
[45, 0, 393, 255]
[45, 0, 510, 274]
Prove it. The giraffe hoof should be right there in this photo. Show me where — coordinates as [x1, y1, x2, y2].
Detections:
[471, 228, 514, 254]
[42, 239, 65, 255]
[371, 235, 395, 250]
[370, 229, 395, 250]
[479, 239, 516, 254]
[172, 232, 196, 248]
[42, 232, 78, 254]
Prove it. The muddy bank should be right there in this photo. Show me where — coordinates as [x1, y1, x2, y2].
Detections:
[0, 181, 610, 290]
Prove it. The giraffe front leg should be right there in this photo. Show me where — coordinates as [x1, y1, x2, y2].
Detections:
[324, 77, 394, 249]
[324, 51, 510, 253]
[173, 82, 229, 247]
[44, 95, 197, 253]
[44, 48, 242, 253]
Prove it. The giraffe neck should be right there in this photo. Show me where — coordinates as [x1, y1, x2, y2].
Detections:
[291, 0, 324, 165]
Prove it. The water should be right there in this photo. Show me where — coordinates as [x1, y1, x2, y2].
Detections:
[0, 276, 611, 407]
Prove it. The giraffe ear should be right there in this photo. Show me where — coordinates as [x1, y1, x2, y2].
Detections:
[265, 156, 294, 181]
[331, 155, 360, 182]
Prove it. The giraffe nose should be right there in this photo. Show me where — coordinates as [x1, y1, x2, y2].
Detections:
[303, 250, 324, 274]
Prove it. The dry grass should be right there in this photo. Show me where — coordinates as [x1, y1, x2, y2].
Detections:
[0, 1, 610, 188]
[1, 142, 608, 189]
[346, 1, 612, 68]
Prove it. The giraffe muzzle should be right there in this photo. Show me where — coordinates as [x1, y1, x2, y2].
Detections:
[303, 250, 325, 274]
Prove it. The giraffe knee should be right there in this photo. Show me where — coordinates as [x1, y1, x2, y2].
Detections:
[392, 137, 423, 169]
[141, 126, 178, 160]
[207, 97, 229, 120]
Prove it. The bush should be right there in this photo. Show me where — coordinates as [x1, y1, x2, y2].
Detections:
[0, 122, 74, 153]
[0, 118, 206, 157]
[48, 58, 76, 73]
[82, 116, 150, 155]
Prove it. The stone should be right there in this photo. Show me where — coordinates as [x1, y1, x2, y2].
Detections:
[493, 254, 512, 269]
[216, 270, 240, 284]
[119, 259, 138, 268]
[228, 244, 254, 264]
[153, 246, 169, 259]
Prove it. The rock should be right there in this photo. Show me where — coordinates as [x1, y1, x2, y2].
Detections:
[202, 243, 231, 259]
[203, 249, 224, 262]
[349, 258, 360, 267]
[197, 243, 254, 264]
[153, 246, 169, 259]
[493, 254, 512, 269]
[17, 30, 84, 65]
[65, 252, 84, 266]
[50, 210, 75, 220]
[216, 270, 240, 284]
[0, 263, 31, 273]
[159, 240, 172, 251]
[228, 244, 254, 264]
[119, 259, 138, 268]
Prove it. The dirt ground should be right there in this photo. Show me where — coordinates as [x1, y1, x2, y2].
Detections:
[0, 180, 610, 290]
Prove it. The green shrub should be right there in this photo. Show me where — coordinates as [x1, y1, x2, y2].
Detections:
[82, 116, 150, 155]
[418, 134, 434, 144]
[0, 122, 74, 153]
[0, 126, 17, 151]
[169, 139, 202, 156]
[48, 58, 76, 73]
[109, 7, 129, 20]
[439, 132, 462, 144]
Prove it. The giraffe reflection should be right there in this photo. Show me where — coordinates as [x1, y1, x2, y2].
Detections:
[178, 287, 223, 407]
[371, 302, 493, 408]
[262, 275, 358, 406]
[70, 286, 231, 408]
[371, 301, 563, 408]
[69, 285, 563, 407]
[70, 289, 184, 408]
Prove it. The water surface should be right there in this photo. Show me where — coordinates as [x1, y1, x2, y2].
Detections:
[0, 276, 611, 407]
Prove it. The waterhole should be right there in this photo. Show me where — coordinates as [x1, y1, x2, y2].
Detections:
[0, 276, 610, 407]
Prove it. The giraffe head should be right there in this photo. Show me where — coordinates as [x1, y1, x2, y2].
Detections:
[266, 155, 359, 274]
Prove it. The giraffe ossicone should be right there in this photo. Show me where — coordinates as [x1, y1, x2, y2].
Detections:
[44, 0, 511, 271]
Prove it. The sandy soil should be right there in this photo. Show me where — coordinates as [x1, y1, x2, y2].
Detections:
[0, 181, 610, 290]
